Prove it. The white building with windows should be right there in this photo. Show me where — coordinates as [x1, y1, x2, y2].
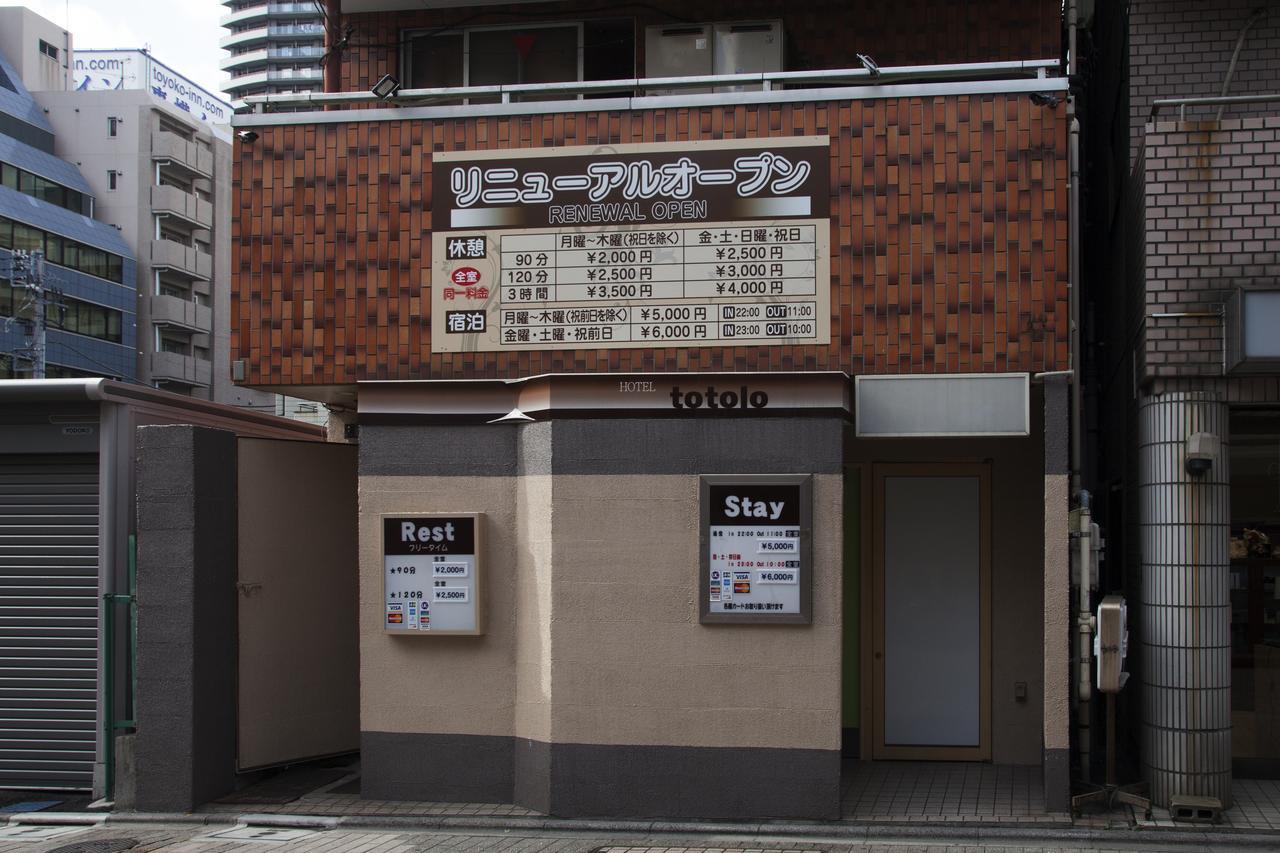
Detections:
[220, 0, 325, 104]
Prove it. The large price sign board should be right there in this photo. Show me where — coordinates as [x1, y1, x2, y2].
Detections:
[700, 475, 813, 625]
[382, 514, 484, 636]
[431, 138, 830, 353]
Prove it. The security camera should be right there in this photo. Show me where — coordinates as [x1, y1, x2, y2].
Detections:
[236, 129, 258, 143]
[1185, 432, 1220, 476]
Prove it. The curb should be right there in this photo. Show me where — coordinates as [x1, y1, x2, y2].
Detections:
[10, 809, 1280, 848]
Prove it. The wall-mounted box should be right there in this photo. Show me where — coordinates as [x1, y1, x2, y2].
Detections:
[382, 513, 484, 636]
[699, 474, 813, 625]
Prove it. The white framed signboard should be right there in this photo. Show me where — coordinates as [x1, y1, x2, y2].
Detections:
[700, 475, 813, 625]
[382, 513, 484, 636]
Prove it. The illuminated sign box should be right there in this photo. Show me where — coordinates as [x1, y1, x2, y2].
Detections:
[382, 513, 484, 636]
[855, 374, 1030, 437]
[700, 475, 813, 625]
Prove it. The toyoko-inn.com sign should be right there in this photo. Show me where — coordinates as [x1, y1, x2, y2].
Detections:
[430, 137, 831, 354]
[73, 50, 231, 128]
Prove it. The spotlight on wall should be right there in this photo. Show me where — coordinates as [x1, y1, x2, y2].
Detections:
[372, 74, 402, 100]
[236, 129, 258, 144]
[856, 53, 880, 77]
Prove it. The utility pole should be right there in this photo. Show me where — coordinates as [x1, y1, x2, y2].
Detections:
[2, 250, 63, 378]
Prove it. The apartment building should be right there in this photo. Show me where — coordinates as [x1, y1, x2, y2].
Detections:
[1086, 0, 1280, 809]
[229, 0, 1073, 820]
[220, 0, 325, 104]
[0, 7, 137, 382]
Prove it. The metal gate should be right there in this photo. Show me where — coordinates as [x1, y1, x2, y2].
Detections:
[0, 455, 98, 790]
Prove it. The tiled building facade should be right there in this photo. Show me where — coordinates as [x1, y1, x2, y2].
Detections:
[232, 0, 1074, 820]
[1086, 0, 1280, 808]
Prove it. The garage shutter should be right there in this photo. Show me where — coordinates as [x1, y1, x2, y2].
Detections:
[0, 455, 98, 790]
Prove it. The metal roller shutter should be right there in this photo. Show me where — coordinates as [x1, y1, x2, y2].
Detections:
[0, 455, 98, 790]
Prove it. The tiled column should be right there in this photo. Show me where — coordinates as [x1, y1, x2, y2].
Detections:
[1138, 391, 1231, 807]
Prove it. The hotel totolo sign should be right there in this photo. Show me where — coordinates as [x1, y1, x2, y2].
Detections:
[430, 137, 831, 353]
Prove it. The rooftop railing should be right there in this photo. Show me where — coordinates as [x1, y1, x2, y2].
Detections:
[237, 58, 1065, 123]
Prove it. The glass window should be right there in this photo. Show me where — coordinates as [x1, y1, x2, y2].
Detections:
[108, 116, 119, 137]
[44, 233, 63, 265]
[0, 162, 15, 189]
[12, 222, 42, 252]
[1229, 409, 1280, 770]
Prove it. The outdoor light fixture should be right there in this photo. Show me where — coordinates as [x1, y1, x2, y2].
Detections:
[372, 74, 401, 100]
[857, 53, 880, 77]
[487, 407, 535, 424]
[236, 129, 258, 143]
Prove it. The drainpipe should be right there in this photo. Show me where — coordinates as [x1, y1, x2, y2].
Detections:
[1216, 7, 1268, 121]
[1076, 493, 1095, 781]
[1069, 111, 1082, 496]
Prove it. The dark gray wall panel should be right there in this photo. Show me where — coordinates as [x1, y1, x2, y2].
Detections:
[362, 731, 514, 803]
[135, 425, 237, 811]
[359, 425, 519, 477]
[360, 731, 838, 819]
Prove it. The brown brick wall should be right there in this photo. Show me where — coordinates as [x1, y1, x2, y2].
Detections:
[1139, 116, 1280, 383]
[336, 0, 1062, 92]
[232, 96, 1069, 386]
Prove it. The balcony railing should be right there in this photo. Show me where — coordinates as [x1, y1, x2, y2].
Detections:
[149, 351, 211, 387]
[1149, 92, 1280, 121]
[240, 59, 1063, 117]
[151, 239, 212, 281]
[150, 294, 212, 333]
[152, 132, 214, 178]
[151, 185, 213, 229]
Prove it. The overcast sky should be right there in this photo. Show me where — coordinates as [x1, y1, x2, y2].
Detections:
[22, 0, 232, 101]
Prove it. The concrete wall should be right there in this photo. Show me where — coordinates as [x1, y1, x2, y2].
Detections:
[134, 425, 238, 811]
[0, 8, 71, 93]
[358, 417, 844, 819]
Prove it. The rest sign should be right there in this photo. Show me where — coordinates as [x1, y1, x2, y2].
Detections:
[383, 515, 483, 635]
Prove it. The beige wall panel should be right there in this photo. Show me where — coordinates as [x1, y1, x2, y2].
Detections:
[1042, 472, 1071, 750]
[547, 474, 842, 750]
[515, 475, 553, 743]
[847, 422, 1046, 765]
[237, 439, 358, 769]
[359, 475, 518, 737]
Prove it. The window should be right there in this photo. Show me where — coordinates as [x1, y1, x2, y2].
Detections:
[0, 161, 89, 215]
[0, 280, 123, 344]
[108, 116, 120, 137]
[38, 39, 58, 60]
[404, 20, 635, 102]
[108, 170, 119, 191]
[0, 215, 127, 284]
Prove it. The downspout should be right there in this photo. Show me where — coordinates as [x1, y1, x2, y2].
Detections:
[1067, 0, 1082, 496]
[1216, 7, 1268, 121]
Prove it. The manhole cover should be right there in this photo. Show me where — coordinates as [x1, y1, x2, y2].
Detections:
[47, 840, 138, 853]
